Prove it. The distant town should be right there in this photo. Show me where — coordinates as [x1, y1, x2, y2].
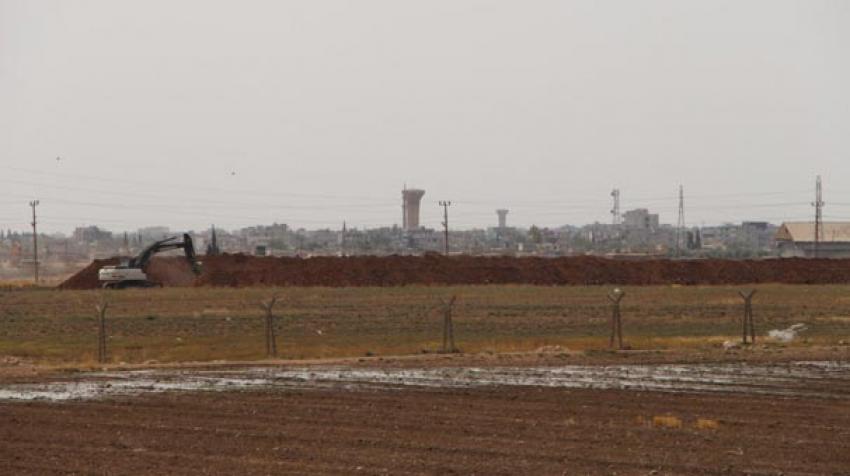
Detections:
[1, 187, 841, 282]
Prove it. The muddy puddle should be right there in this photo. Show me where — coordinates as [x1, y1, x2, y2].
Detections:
[2, 361, 849, 402]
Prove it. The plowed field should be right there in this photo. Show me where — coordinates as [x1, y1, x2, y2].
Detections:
[2, 384, 848, 475]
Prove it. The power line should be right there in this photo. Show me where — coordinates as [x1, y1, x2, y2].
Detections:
[6, 166, 395, 204]
[3, 165, 848, 233]
[3, 166, 820, 207]
[0, 178, 398, 210]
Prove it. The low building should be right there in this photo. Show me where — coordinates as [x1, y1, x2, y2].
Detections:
[775, 222, 850, 258]
[72, 226, 112, 243]
[622, 209, 659, 231]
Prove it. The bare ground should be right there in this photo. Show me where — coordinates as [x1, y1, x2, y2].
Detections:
[1, 384, 848, 475]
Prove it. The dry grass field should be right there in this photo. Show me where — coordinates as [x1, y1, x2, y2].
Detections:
[1, 284, 849, 365]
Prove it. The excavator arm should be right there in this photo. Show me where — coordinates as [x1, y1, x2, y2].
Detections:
[99, 233, 201, 288]
[128, 233, 200, 274]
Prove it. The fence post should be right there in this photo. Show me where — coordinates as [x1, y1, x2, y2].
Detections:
[607, 289, 625, 350]
[738, 290, 756, 345]
[440, 296, 458, 353]
[260, 296, 279, 358]
[95, 296, 109, 363]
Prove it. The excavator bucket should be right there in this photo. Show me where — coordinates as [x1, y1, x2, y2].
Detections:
[182, 233, 202, 275]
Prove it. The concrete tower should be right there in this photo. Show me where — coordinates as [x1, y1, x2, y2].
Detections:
[402, 188, 426, 230]
[496, 209, 509, 228]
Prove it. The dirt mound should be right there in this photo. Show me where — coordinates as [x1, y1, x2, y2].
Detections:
[58, 254, 850, 290]
[57, 258, 119, 290]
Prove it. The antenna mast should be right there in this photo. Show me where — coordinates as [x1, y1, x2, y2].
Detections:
[610, 189, 621, 225]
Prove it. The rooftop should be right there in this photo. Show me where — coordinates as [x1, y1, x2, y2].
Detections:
[775, 222, 850, 243]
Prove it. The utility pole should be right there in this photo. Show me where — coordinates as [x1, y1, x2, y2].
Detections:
[439, 200, 451, 256]
[401, 184, 407, 230]
[29, 200, 39, 284]
[340, 220, 347, 257]
[610, 189, 621, 225]
[813, 175, 824, 258]
[675, 185, 685, 257]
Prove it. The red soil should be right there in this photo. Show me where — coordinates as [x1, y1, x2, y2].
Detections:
[57, 253, 850, 289]
[4, 386, 849, 475]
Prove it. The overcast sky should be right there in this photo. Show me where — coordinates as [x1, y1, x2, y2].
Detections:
[2, 0, 849, 234]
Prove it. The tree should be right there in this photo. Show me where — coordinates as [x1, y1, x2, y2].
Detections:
[528, 225, 543, 244]
[206, 225, 221, 255]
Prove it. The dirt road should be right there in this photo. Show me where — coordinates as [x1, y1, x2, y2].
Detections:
[1, 384, 848, 475]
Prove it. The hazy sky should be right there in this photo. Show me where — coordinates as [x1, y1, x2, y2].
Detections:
[2, 0, 849, 234]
